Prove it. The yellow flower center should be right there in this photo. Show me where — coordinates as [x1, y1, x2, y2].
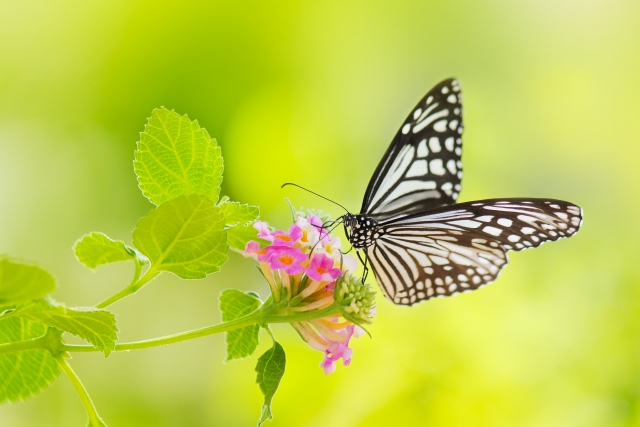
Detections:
[278, 255, 294, 265]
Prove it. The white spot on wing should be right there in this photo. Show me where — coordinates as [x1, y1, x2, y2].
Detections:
[406, 160, 428, 178]
[446, 159, 457, 174]
[401, 123, 411, 134]
[429, 137, 441, 152]
[433, 120, 448, 132]
[441, 182, 453, 194]
[483, 226, 502, 236]
[417, 139, 429, 157]
[497, 218, 513, 227]
[445, 137, 454, 151]
[430, 159, 445, 175]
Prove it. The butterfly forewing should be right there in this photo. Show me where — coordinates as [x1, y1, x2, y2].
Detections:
[361, 78, 464, 221]
[367, 198, 583, 305]
[347, 78, 583, 306]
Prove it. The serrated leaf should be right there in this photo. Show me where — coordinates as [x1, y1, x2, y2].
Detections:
[0, 318, 60, 403]
[74, 232, 147, 269]
[219, 201, 259, 227]
[134, 107, 224, 206]
[7, 299, 118, 357]
[133, 195, 229, 279]
[227, 224, 270, 252]
[219, 290, 261, 361]
[0, 257, 56, 306]
[255, 341, 285, 427]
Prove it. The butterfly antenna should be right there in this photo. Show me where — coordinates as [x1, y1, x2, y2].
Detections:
[281, 182, 350, 213]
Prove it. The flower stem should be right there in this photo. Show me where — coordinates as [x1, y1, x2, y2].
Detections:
[62, 305, 267, 353]
[56, 355, 104, 426]
[96, 262, 158, 309]
[62, 303, 342, 354]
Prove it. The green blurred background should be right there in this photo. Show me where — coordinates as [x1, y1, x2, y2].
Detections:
[1, 0, 639, 426]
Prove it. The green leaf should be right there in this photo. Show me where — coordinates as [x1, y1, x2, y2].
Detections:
[0, 318, 60, 403]
[255, 341, 286, 427]
[219, 201, 259, 227]
[133, 195, 229, 279]
[134, 107, 224, 206]
[74, 232, 147, 269]
[227, 224, 270, 252]
[0, 257, 56, 306]
[219, 290, 261, 361]
[7, 299, 118, 357]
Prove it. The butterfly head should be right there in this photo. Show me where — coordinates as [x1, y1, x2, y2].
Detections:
[342, 213, 378, 249]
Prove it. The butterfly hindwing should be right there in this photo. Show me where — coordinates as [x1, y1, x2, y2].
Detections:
[367, 198, 583, 305]
[361, 78, 464, 221]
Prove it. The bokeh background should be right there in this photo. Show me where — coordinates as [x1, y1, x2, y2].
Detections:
[1, 0, 639, 426]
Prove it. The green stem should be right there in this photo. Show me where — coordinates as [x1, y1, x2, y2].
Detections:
[63, 303, 342, 353]
[0, 335, 46, 354]
[96, 262, 158, 309]
[56, 355, 104, 426]
[263, 304, 341, 324]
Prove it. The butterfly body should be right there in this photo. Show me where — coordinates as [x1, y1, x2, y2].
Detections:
[342, 78, 583, 306]
[343, 214, 379, 249]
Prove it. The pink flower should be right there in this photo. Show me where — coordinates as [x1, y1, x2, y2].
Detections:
[308, 214, 329, 241]
[306, 254, 343, 282]
[254, 222, 274, 242]
[272, 224, 303, 247]
[321, 335, 355, 375]
[296, 216, 321, 248]
[242, 240, 266, 260]
[241, 213, 375, 375]
[264, 246, 306, 275]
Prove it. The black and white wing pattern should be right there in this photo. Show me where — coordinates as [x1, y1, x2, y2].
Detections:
[361, 78, 464, 221]
[366, 198, 583, 306]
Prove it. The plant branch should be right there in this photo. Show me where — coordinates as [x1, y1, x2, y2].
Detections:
[0, 335, 46, 354]
[96, 261, 158, 308]
[56, 354, 104, 426]
[63, 303, 342, 353]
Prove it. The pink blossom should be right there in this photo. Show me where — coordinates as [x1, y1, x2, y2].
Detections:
[319, 325, 356, 375]
[272, 224, 303, 247]
[242, 214, 374, 375]
[308, 214, 329, 241]
[306, 253, 343, 282]
[295, 216, 321, 248]
[264, 246, 306, 275]
[242, 240, 263, 260]
[254, 222, 274, 242]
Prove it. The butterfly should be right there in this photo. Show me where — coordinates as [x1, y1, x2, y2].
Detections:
[340, 78, 583, 306]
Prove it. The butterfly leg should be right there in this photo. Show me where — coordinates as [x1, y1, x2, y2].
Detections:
[355, 249, 370, 283]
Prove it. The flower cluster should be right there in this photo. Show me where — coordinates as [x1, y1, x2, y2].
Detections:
[243, 212, 375, 374]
